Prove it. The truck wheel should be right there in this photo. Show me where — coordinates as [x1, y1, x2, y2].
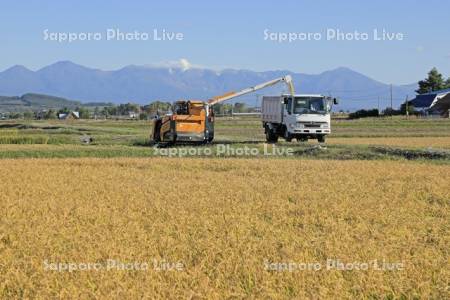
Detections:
[318, 135, 326, 143]
[284, 131, 292, 142]
[298, 136, 308, 142]
[266, 130, 278, 143]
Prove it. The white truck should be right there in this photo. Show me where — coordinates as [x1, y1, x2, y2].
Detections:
[262, 94, 338, 143]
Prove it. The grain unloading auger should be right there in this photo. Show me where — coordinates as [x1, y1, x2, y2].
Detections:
[151, 75, 295, 145]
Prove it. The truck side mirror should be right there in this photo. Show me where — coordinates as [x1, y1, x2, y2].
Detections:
[333, 98, 339, 105]
[283, 98, 288, 105]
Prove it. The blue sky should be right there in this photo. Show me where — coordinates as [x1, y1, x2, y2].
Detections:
[0, 0, 448, 84]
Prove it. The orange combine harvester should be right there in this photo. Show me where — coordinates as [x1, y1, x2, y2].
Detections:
[151, 75, 295, 145]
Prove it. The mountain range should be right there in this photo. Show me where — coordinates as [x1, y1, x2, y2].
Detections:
[0, 61, 418, 111]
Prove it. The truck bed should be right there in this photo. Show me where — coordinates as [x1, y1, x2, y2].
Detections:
[262, 96, 283, 123]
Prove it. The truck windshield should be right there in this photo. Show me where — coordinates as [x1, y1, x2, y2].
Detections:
[293, 97, 327, 114]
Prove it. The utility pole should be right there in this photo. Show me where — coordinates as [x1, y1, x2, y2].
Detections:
[255, 94, 260, 111]
[390, 84, 393, 118]
[377, 96, 380, 116]
[405, 95, 409, 119]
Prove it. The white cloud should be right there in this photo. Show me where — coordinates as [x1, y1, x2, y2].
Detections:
[143, 59, 230, 73]
[148, 58, 201, 71]
[178, 58, 191, 71]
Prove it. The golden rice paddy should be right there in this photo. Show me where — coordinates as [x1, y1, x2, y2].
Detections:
[0, 158, 449, 299]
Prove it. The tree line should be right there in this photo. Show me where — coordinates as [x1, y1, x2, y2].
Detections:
[1, 100, 254, 120]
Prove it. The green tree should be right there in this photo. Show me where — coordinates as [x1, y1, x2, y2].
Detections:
[127, 103, 140, 113]
[212, 103, 223, 115]
[223, 104, 233, 115]
[45, 109, 57, 119]
[146, 101, 172, 115]
[213, 103, 233, 115]
[233, 102, 247, 113]
[348, 109, 379, 119]
[139, 112, 148, 120]
[400, 101, 415, 115]
[23, 111, 34, 119]
[102, 106, 117, 117]
[382, 107, 401, 116]
[77, 107, 90, 119]
[57, 107, 70, 115]
[416, 68, 447, 94]
[10, 112, 22, 119]
[93, 107, 100, 119]
[101, 107, 109, 118]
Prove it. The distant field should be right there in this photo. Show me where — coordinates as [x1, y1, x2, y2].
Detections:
[328, 137, 450, 149]
[1, 158, 448, 298]
[216, 116, 450, 140]
[0, 119, 149, 146]
[0, 117, 449, 161]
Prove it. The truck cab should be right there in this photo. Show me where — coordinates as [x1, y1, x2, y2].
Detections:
[262, 94, 338, 143]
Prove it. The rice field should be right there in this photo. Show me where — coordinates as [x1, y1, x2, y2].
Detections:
[1, 117, 449, 298]
[328, 136, 450, 149]
[0, 118, 450, 162]
[1, 158, 449, 299]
